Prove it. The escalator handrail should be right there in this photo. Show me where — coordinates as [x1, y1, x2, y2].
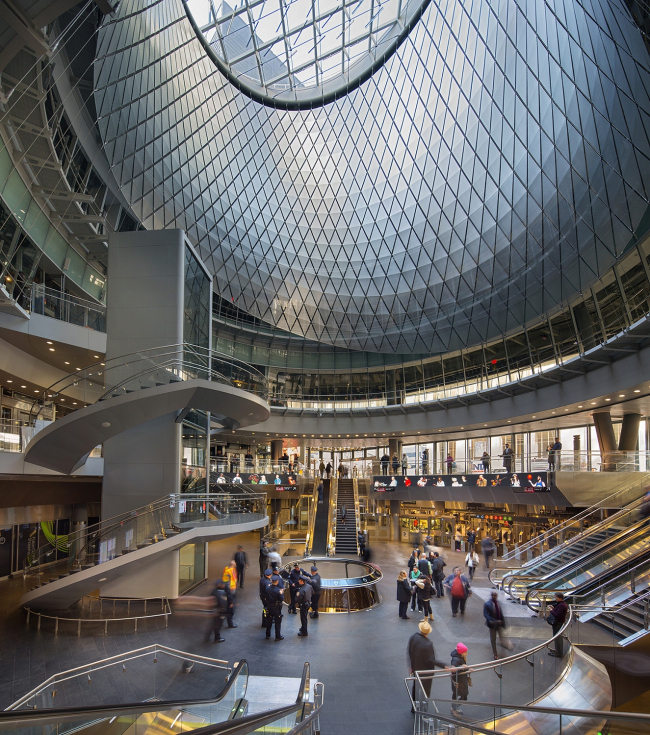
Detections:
[1, 656, 246, 721]
[502, 516, 650, 593]
[524, 546, 650, 610]
[515, 494, 645, 572]
[498, 472, 650, 562]
[164, 662, 313, 735]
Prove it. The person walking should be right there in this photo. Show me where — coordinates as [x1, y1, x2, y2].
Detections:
[446, 453, 454, 474]
[407, 621, 448, 710]
[484, 590, 513, 659]
[319, 459, 325, 478]
[259, 541, 270, 576]
[295, 577, 313, 636]
[415, 575, 435, 623]
[481, 451, 490, 473]
[502, 444, 513, 473]
[397, 570, 412, 619]
[449, 643, 470, 716]
[381, 453, 390, 474]
[222, 560, 238, 596]
[317, 480, 324, 503]
[259, 568, 273, 628]
[325, 462, 332, 478]
[340, 502, 347, 525]
[464, 549, 479, 580]
[408, 547, 420, 573]
[234, 546, 248, 588]
[430, 551, 446, 598]
[264, 574, 285, 641]
[444, 566, 471, 617]
[358, 530, 366, 557]
[547, 592, 568, 657]
[409, 565, 423, 614]
[401, 453, 409, 475]
[481, 535, 495, 568]
[268, 545, 282, 571]
[204, 581, 227, 643]
[309, 565, 321, 618]
[454, 528, 462, 551]
[466, 529, 476, 552]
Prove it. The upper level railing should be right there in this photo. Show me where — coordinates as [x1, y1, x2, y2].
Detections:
[24, 491, 267, 579]
[29, 343, 268, 421]
[29, 283, 106, 331]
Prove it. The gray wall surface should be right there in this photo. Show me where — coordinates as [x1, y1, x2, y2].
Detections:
[102, 230, 186, 518]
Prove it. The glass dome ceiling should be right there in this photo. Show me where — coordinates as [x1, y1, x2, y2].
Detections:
[183, 0, 431, 108]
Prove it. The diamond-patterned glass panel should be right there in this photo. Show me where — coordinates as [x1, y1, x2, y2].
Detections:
[96, 0, 650, 354]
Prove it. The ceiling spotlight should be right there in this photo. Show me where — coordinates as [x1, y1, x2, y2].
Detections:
[590, 402, 596, 405]
[64, 361, 70, 365]
[75, 367, 81, 371]
[578, 405, 583, 408]
[102, 422, 110, 428]
[619, 394, 625, 398]
[46, 341, 53, 345]
[73, 402, 77, 405]
[565, 409, 569, 411]
[634, 389, 641, 393]
[20, 385, 26, 388]
[49, 348, 55, 352]
[606, 398, 611, 401]
[94, 355, 99, 359]
[6, 380, 11, 383]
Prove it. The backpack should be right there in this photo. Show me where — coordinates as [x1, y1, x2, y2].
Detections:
[451, 576, 465, 598]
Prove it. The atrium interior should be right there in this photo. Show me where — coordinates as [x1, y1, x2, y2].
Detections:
[3, 0, 650, 733]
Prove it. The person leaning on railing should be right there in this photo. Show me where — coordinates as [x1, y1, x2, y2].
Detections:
[547, 592, 568, 658]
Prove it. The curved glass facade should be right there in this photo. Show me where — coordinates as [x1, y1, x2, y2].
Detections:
[96, 0, 650, 355]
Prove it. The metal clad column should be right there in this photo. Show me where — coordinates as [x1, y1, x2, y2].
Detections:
[619, 414, 641, 451]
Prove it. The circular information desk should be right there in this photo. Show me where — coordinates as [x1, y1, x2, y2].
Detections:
[281, 557, 382, 613]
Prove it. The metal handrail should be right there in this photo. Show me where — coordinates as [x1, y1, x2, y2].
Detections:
[497, 472, 650, 563]
[412, 607, 573, 685]
[327, 478, 338, 556]
[24, 597, 172, 636]
[29, 343, 268, 420]
[5, 644, 232, 711]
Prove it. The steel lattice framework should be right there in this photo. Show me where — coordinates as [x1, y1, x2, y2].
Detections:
[94, 0, 650, 354]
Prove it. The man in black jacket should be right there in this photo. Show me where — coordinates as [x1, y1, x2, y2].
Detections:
[264, 575, 285, 641]
[308, 565, 322, 618]
[407, 620, 448, 708]
[548, 592, 568, 657]
[430, 552, 446, 598]
[380, 454, 390, 474]
[204, 582, 228, 643]
[234, 546, 248, 588]
[288, 562, 308, 614]
[483, 590, 513, 659]
[295, 577, 313, 636]
[259, 569, 273, 628]
[259, 541, 270, 576]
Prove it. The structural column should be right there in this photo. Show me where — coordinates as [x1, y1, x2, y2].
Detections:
[619, 413, 641, 451]
[271, 440, 283, 466]
[593, 411, 617, 472]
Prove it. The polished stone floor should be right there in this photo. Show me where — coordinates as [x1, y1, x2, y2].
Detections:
[0, 535, 613, 734]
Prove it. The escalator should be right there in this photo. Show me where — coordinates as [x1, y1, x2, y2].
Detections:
[522, 520, 650, 613]
[1, 660, 322, 735]
[494, 496, 646, 597]
[310, 479, 330, 555]
[335, 479, 357, 554]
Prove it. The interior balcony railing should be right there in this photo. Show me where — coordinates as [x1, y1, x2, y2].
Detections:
[29, 283, 106, 331]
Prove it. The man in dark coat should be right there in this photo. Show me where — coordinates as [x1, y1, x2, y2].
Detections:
[295, 577, 313, 636]
[483, 590, 513, 658]
[308, 565, 322, 618]
[288, 563, 308, 614]
[204, 582, 228, 643]
[407, 620, 447, 708]
[430, 552, 446, 598]
[381, 454, 390, 474]
[548, 592, 568, 657]
[259, 568, 273, 627]
[259, 541, 270, 576]
[264, 575, 285, 641]
[234, 546, 248, 588]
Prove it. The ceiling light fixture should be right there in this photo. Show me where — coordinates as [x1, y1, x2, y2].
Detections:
[634, 389, 641, 393]
[46, 341, 53, 345]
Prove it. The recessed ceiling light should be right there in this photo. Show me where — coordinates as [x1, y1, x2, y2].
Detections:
[98, 578, 107, 582]
[94, 355, 99, 359]
[60, 399, 64, 402]
[578, 405, 583, 408]
[606, 398, 611, 401]
[20, 385, 26, 388]
[619, 394, 625, 398]
[34, 390, 39, 393]
[552, 411, 555, 414]
[73, 402, 77, 405]
[6, 380, 11, 383]
[49, 348, 55, 352]
[46, 341, 53, 345]
[75, 367, 81, 371]
[64, 361, 70, 365]
[590, 402, 596, 405]
[634, 389, 641, 393]
[565, 408, 569, 411]
[507, 420, 511, 423]
[532, 416, 536, 419]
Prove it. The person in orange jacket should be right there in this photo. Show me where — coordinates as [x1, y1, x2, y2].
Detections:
[222, 560, 238, 591]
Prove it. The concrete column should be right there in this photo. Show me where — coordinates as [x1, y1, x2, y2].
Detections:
[593, 411, 617, 453]
[271, 440, 283, 464]
[619, 414, 641, 451]
[102, 230, 189, 519]
[389, 438, 403, 461]
[390, 499, 401, 542]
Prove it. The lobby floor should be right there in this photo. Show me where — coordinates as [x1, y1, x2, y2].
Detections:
[0, 536, 613, 734]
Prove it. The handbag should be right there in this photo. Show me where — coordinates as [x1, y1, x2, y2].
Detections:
[546, 612, 557, 626]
